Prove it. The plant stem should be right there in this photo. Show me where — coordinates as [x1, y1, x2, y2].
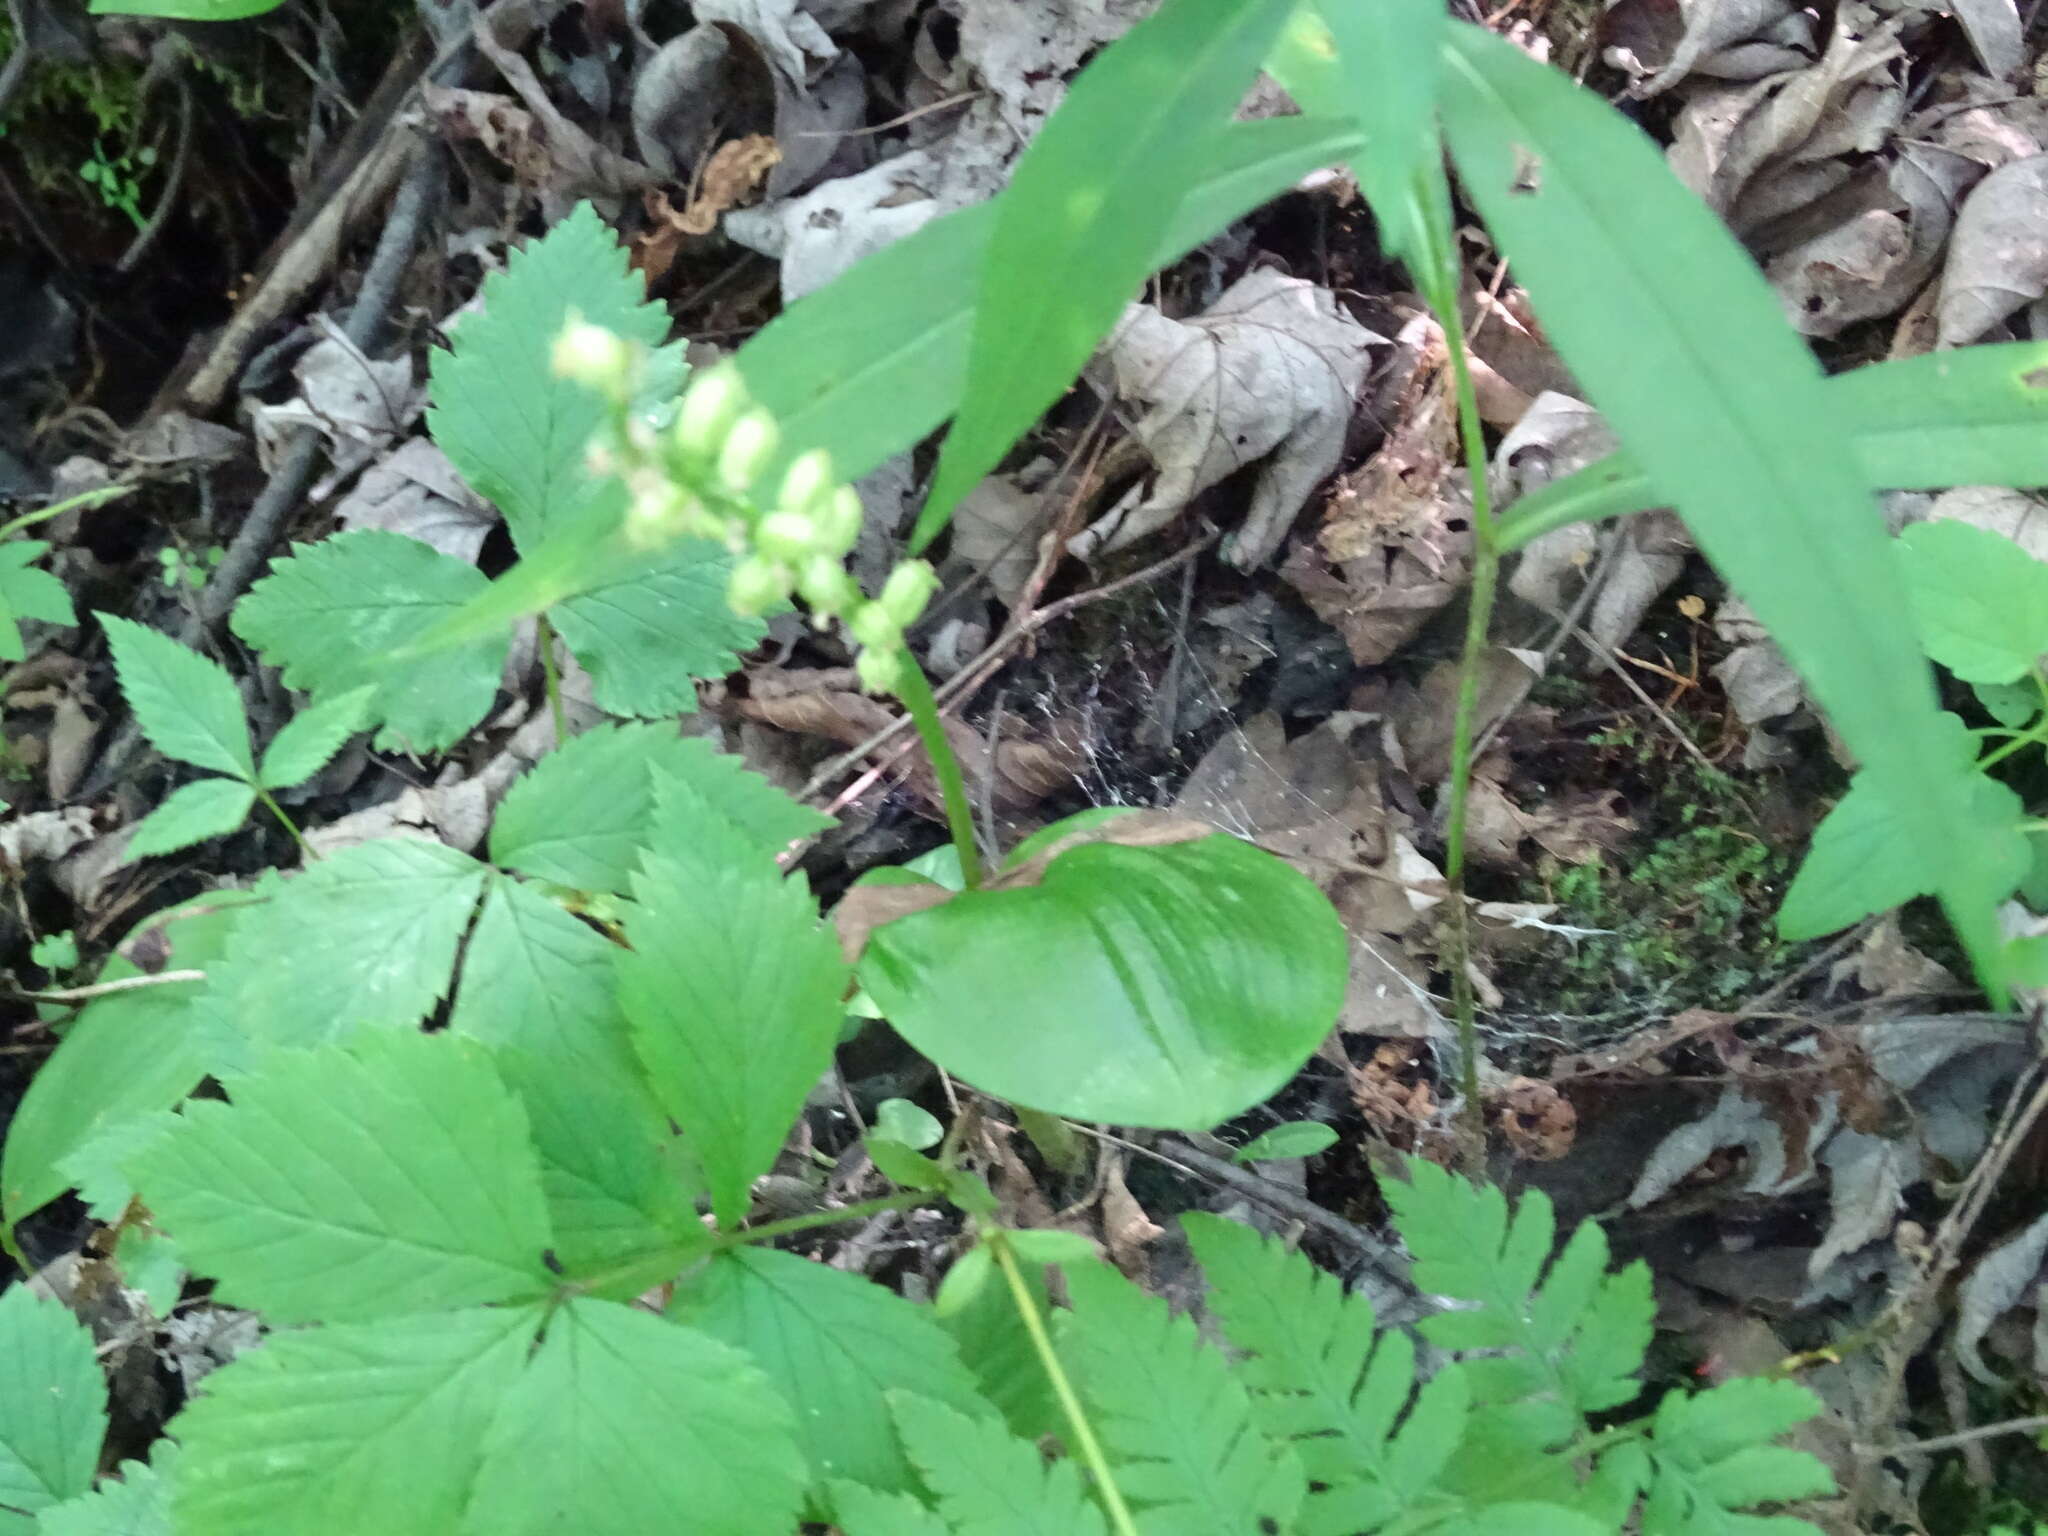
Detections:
[256, 785, 316, 860]
[1420, 206, 1502, 1179]
[0, 483, 133, 542]
[987, 1230, 1140, 1536]
[895, 656, 984, 890]
[718, 1191, 922, 1249]
[536, 613, 567, 745]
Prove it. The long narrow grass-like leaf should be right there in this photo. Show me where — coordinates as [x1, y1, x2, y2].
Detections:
[1438, 23, 2009, 993]
[738, 114, 1361, 491]
[913, 0, 1304, 551]
[1498, 341, 2048, 551]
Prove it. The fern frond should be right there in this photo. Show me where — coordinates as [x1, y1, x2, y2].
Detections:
[1060, 1260, 1304, 1535]
[1184, 1212, 1469, 1533]
[886, 1392, 1108, 1536]
[1641, 1378, 1832, 1535]
[1385, 1161, 1652, 1452]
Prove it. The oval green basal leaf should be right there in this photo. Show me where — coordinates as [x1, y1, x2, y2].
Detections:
[859, 835, 1346, 1128]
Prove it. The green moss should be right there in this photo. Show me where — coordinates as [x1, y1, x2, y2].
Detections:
[1497, 727, 1797, 1021]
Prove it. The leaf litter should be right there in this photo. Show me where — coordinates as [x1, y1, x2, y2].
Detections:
[4, 0, 2048, 1516]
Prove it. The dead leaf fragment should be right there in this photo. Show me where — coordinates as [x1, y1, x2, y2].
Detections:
[679, 134, 783, 235]
[1078, 268, 1381, 569]
[1938, 153, 2048, 347]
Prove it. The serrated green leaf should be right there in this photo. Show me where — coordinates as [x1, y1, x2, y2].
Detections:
[232, 531, 502, 753]
[488, 1044, 699, 1279]
[618, 831, 846, 1228]
[111, 1221, 185, 1318]
[1438, 22, 2009, 995]
[672, 1248, 991, 1495]
[202, 839, 489, 1053]
[490, 725, 826, 894]
[547, 539, 761, 717]
[1899, 518, 2048, 685]
[462, 1298, 806, 1536]
[735, 115, 1361, 491]
[828, 1480, 951, 1536]
[3, 896, 248, 1225]
[1644, 1378, 1833, 1535]
[98, 615, 253, 779]
[1973, 678, 2042, 728]
[889, 1391, 1109, 1536]
[36, 1440, 179, 1536]
[122, 777, 256, 861]
[428, 202, 671, 549]
[447, 873, 641, 1090]
[258, 685, 373, 789]
[170, 1307, 534, 1536]
[129, 1032, 554, 1324]
[0, 1286, 105, 1527]
[859, 833, 1345, 1128]
[59, 1110, 180, 1222]
[1061, 1259, 1306, 1535]
[0, 541, 74, 663]
[1183, 1211, 1451, 1531]
[1383, 1161, 1650, 1460]
[937, 1252, 1057, 1442]
[1779, 717, 2028, 939]
[874, 1098, 943, 1151]
[913, 0, 1303, 550]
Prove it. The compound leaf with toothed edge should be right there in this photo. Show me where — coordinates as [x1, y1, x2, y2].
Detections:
[460, 1298, 808, 1536]
[828, 1480, 952, 1536]
[0, 541, 74, 663]
[670, 1248, 992, 1497]
[0, 1284, 106, 1527]
[258, 685, 373, 790]
[122, 776, 256, 861]
[1184, 1211, 1462, 1532]
[617, 809, 847, 1229]
[913, 0, 1305, 550]
[1060, 1258, 1306, 1536]
[199, 839, 490, 1057]
[232, 530, 503, 754]
[36, 1441, 179, 1536]
[167, 1306, 536, 1536]
[1435, 21, 2010, 995]
[885, 1391, 1108, 1536]
[126, 1031, 555, 1325]
[427, 200, 674, 551]
[1381, 1159, 1653, 1491]
[1642, 1377, 1834, 1534]
[99, 614, 253, 779]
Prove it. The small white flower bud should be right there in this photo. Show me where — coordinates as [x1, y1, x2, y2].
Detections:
[856, 645, 907, 695]
[847, 601, 900, 651]
[675, 364, 745, 457]
[796, 555, 859, 616]
[815, 486, 864, 556]
[876, 560, 940, 630]
[777, 450, 836, 519]
[716, 410, 780, 493]
[727, 555, 793, 616]
[757, 511, 818, 564]
[552, 319, 631, 396]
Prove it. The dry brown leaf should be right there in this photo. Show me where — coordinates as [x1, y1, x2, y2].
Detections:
[1350, 1041, 1437, 1143]
[1938, 152, 2048, 346]
[831, 881, 957, 966]
[1096, 1158, 1164, 1274]
[680, 135, 783, 234]
[422, 85, 554, 188]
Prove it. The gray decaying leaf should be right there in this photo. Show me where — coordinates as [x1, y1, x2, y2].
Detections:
[1628, 1075, 1841, 1208]
[1948, 0, 2025, 82]
[1938, 153, 2048, 348]
[1919, 484, 2048, 561]
[333, 439, 498, 564]
[1075, 269, 1381, 570]
[1611, 0, 1809, 98]
[1957, 1210, 2048, 1384]
[952, 471, 1053, 610]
